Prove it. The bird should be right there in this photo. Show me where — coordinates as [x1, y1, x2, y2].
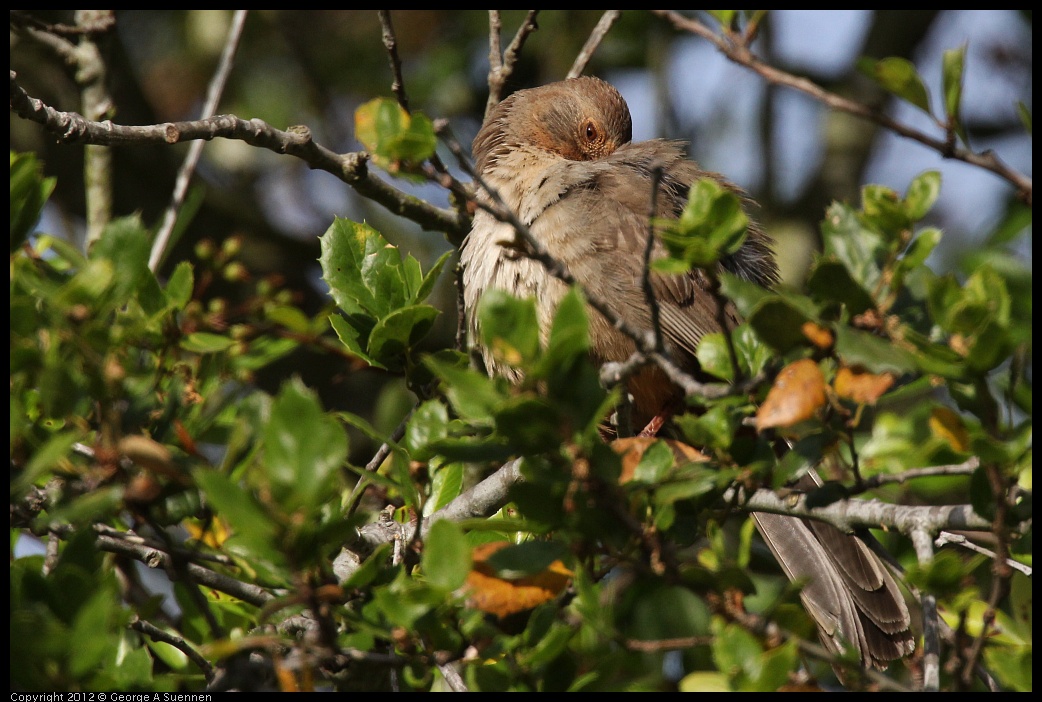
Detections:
[458, 75, 914, 672]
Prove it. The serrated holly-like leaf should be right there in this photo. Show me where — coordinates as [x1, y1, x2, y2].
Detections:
[320, 218, 409, 317]
[328, 313, 381, 368]
[858, 56, 932, 116]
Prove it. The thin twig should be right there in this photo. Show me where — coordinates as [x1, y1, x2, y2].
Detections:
[567, 10, 622, 79]
[131, 616, 215, 682]
[149, 9, 248, 272]
[651, 10, 1032, 205]
[485, 10, 540, 115]
[910, 528, 940, 692]
[378, 10, 409, 111]
[10, 73, 469, 240]
[935, 531, 1032, 576]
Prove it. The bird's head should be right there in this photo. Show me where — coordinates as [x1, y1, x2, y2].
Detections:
[473, 76, 633, 172]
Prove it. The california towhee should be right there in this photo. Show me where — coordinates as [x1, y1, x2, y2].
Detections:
[460, 76, 913, 670]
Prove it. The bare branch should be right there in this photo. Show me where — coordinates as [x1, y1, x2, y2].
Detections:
[131, 617, 215, 682]
[10, 72, 469, 239]
[652, 10, 1032, 206]
[567, 10, 622, 79]
[149, 9, 248, 272]
[485, 10, 540, 115]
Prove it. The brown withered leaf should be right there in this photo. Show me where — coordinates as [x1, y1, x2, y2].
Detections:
[800, 321, 834, 350]
[755, 358, 827, 432]
[833, 364, 895, 405]
[464, 541, 572, 618]
[612, 436, 709, 484]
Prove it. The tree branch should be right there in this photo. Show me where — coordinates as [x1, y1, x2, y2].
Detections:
[652, 10, 1032, 206]
[9, 71, 470, 240]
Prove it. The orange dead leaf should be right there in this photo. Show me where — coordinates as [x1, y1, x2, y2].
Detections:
[800, 321, 834, 350]
[929, 407, 970, 452]
[755, 358, 827, 432]
[465, 541, 572, 618]
[833, 365, 895, 405]
[612, 436, 709, 483]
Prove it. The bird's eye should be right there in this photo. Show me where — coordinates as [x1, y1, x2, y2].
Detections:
[583, 121, 599, 142]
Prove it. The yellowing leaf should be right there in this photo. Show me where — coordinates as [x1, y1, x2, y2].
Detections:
[612, 436, 709, 484]
[834, 364, 895, 405]
[929, 406, 970, 452]
[755, 359, 826, 431]
[464, 541, 572, 618]
[800, 321, 834, 350]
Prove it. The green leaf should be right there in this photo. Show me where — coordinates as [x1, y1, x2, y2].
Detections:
[319, 218, 409, 318]
[903, 170, 942, 221]
[13, 430, 83, 496]
[632, 439, 675, 484]
[478, 289, 541, 368]
[695, 332, 736, 382]
[406, 399, 450, 461]
[819, 201, 886, 291]
[747, 297, 814, 353]
[658, 178, 749, 270]
[833, 326, 916, 375]
[329, 312, 381, 368]
[425, 354, 505, 423]
[180, 332, 236, 354]
[805, 258, 876, 315]
[426, 461, 464, 515]
[89, 216, 154, 299]
[494, 396, 564, 453]
[422, 519, 471, 591]
[484, 540, 569, 578]
[942, 45, 968, 145]
[368, 304, 440, 372]
[10, 151, 57, 252]
[858, 56, 932, 115]
[415, 250, 452, 304]
[192, 468, 286, 572]
[540, 286, 591, 372]
[1015, 101, 1031, 135]
[717, 270, 774, 319]
[626, 582, 710, 641]
[354, 97, 437, 173]
[164, 261, 195, 310]
[862, 183, 912, 234]
[263, 377, 347, 512]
